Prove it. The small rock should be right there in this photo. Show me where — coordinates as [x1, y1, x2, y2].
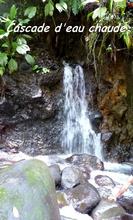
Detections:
[95, 175, 115, 187]
[56, 191, 68, 208]
[61, 166, 86, 189]
[65, 183, 100, 214]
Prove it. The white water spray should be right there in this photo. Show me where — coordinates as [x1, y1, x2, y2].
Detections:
[62, 64, 103, 160]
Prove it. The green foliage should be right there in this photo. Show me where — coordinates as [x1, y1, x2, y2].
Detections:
[45, 1, 54, 16]
[25, 54, 35, 66]
[92, 7, 107, 20]
[24, 6, 37, 18]
[32, 65, 50, 74]
[43, 0, 82, 16]
[86, 0, 133, 74]
[0, 0, 132, 77]
[0, 4, 36, 76]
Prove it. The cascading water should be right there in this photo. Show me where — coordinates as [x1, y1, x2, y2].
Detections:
[62, 64, 103, 160]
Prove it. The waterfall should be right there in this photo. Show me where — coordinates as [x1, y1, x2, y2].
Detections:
[62, 64, 103, 160]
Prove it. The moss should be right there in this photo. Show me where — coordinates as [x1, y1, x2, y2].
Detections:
[0, 187, 7, 202]
[24, 160, 54, 189]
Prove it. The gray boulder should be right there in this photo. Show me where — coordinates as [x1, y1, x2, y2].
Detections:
[66, 154, 104, 173]
[65, 183, 100, 213]
[0, 159, 61, 220]
[61, 166, 86, 189]
[95, 175, 115, 187]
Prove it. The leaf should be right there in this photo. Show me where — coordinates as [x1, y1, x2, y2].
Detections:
[114, 0, 126, 14]
[9, 5, 17, 20]
[25, 54, 35, 66]
[18, 18, 30, 24]
[123, 31, 132, 49]
[82, 0, 99, 6]
[32, 64, 39, 71]
[0, 67, 5, 76]
[2, 42, 8, 47]
[42, 67, 50, 74]
[0, 29, 9, 39]
[16, 44, 30, 55]
[56, 2, 67, 12]
[24, 6, 37, 18]
[109, 0, 114, 12]
[8, 58, 18, 73]
[0, 52, 8, 66]
[16, 37, 30, 55]
[0, 0, 5, 4]
[17, 37, 27, 45]
[45, 1, 54, 16]
[56, 3, 64, 12]
[92, 7, 107, 20]
[60, 2, 67, 10]
[71, 0, 80, 15]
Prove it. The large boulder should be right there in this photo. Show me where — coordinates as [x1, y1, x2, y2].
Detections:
[92, 200, 126, 220]
[66, 154, 104, 174]
[0, 159, 61, 220]
[65, 183, 100, 213]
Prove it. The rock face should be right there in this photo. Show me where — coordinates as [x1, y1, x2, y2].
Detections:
[97, 58, 133, 162]
[92, 200, 126, 220]
[65, 183, 101, 213]
[0, 159, 61, 220]
[0, 53, 63, 155]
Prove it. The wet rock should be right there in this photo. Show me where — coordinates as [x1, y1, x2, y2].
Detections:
[89, 111, 103, 129]
[49, 164, 61, 186]
[40, 69, 63, 87]
[60, 205, 93, 220]
[65, 183, 100, 213]
[97, 187, 112, 200]
[92, 200, 126, 220]
[0, 55, 63, 155]
[61, 166, 86, 189]
[66, 154, 104, 173]
[118, 195, 133, 214]
[57, 191, 68, 208]
[95, 175, 115, 187]
[112, 102, 127, 119]
[0, 159, 61, 220]
[101, 132, 113, 144]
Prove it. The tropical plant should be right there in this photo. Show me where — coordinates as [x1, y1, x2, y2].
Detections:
[0, 4, 36, 76]
[85, 0, 133, 75]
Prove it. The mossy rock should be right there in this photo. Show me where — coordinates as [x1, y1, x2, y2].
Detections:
[0, 159, 61, 220]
